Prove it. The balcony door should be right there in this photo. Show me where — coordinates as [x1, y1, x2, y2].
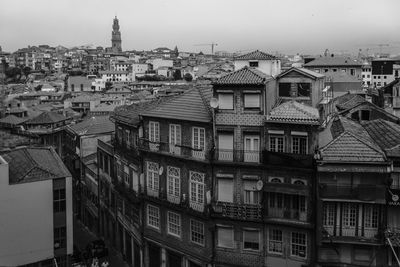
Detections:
[342, 203, 357, 236]
[244, 135, 260, 163]
[218, 133, 233, 161]
[169, 124, 181, 155]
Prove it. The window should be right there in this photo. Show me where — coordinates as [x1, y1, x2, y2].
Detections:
[243, 229, 260, 251]
[268, 229, 283, 254]
[149, 121, 160, 143]
[124, 165, 129, 186]
[147, 162, 159, 194]
[297, 83, 311, 97]
[292, 136, 307, 154]
[291, 232, 307, 258]
[71, 84, 74, 91]
[218, 93, 233, 110]
[244, 180, 261, 204]
[193, 127, 205, 151]
[332, 68, 337, 72]
[167, 166, 180, 199]
[249, 61, 259, 67]
[131, 167, 139, 192]
[169, 124, 181, 152]
[350, 69, 355, 76]
[269, 135, 284, 152]
[341, 69, 346, 73]
[147, 205, 160, 230]
[324, 69, 329, 73]
[244, 93, 260, 109]
[167, 211, 181, 237]
[116, 161, 122, 181]
[80, 84, 83, 91]
[361, 110, 370, 121]
[125, 130, 131, 147]
[269, 192, 284, 209]
[190, 220, 204, 245]
[323, 202, 335, 226]
[217, 178, 233, 203]
[364, 205, 379, 228]
[342, 203, 357, 227]
[190, 171, 205, 204]
[54, 188, 66, 213]
[217, 226, 234, 248]
[54, 226, 66, 249]
[279, 83, 291, 97]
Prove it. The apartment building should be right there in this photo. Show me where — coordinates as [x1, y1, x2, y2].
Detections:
[0, 147, 73, 267]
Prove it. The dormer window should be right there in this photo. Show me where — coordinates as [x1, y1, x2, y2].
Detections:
[249, 61, 259, 67]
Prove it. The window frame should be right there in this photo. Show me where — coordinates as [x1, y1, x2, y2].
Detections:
[217, 225, 234, 248]
[268, 228, 283, 255]
[243, 228, 261, 251]
[291, 232, 307, 259]
[269, 135, 285, 153]
[167, 166, 181, 199]
[53, 188, 66, 213]
[147, 204, 160, 230]
[149, 121, 160, 143]
[292, 135, 308, 155]
[243, 93, 261, 110]
[190, 219, 205, 246]
[192, 127, 206, 151]
[218, 93, 234, 110]
[167, 211, 182, 238]
[190, 171, 205, 205]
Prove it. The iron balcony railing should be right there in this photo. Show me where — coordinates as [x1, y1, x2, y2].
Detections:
[214, 148, 262, 163]
[266, 207, 310, 222]
[213, 202, 262, 221]
[138, 138, 209, 161]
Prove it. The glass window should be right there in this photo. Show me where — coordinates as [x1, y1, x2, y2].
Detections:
[217, 226, 234, 248]
[147, 205, 160, 230]
[268, 229, 283, 254]
[342, 203, 357, 227]
[243, 229, 260, 251]
[244, 94, 260, 109]
[193, 127, 205, 151]
[364, 205, 379, 228]
[147, 162, 159, 194]
[218, 93, 234, 110]
[279, 83, 291, 97]
[291, 232, 307, 258]
[269, 135, 284, 153]
[244, 180, 261, 205]
[167, 166, 180, 199]
[217, 178, 233, 203]
[54, 226, 66, 249]
[190, 220, 205, 246]
[297, 83, 311, 97]
[190, 171, 205, 205]
[249, 61, 259, 67]
[167, 211, 181, 237]
[54, 188, 66, 213]
[149, 121, 160, 143]
[292, 136, 307, 154]
[323, 202, 335, 226]
[124, 165, 129, 186]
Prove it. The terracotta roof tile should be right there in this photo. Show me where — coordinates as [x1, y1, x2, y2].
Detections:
[0, 115, 26, 125]
[304, 56, 363, 67]
[213, 66, 270, 85]
[68, 116, 114, 135]
[267, 101, 320, 125]
[363, 119, 400, 154]
[235, 50, 277, 60]
[141, 86, 213, 123]
[277, 67, 325, 79]
[334, 94, 366, 110]
[25, 111, 68, 125]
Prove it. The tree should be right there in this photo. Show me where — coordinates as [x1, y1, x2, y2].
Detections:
[173, 69, 182, 80]
[183, 73, 193, 82]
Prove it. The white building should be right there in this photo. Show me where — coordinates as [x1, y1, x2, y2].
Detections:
[0, 147, 73, 266]
[362, 63, 372, 87]
[100, 70, 131, 83]
[146, 58, 173, 70]
[234, 50, 281, 77]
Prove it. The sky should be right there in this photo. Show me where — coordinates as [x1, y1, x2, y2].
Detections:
[1, 0, 400, 55]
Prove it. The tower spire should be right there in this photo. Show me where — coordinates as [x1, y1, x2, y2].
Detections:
[111, 16, 122, 52]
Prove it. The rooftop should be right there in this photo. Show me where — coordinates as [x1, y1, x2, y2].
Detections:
[277, 67, 325, 79]
[363, 119, 400, 156]
[1, 147, 71, 184]
[235, 50, 277, 60]
[213, 66, 271, 85]
[25, 111, 69, 125]
[68, 116, 114, 136]
[266, 100, 320, 125]
[304, 56, 363, 67]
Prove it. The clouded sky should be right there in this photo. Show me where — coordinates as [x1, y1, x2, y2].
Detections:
[1, 0, 399, 55]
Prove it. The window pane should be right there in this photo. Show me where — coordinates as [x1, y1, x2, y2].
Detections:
[279, 83, 291, 97]
[217, 227, 233, 247]
[218, 93, 233, 109]
[244, 94, 260, 108]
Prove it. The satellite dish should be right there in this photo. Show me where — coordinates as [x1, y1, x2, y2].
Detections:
[393, 194, 399, 202]
[210, 97, 219, 109]
[256, 180, 264, 191]
[159, 166, 164, 175]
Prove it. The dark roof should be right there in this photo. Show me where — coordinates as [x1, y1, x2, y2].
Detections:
[321, 116, 386, 162]
[277, 67, 325, 79]
[363, 119, 400, 156]
[0, 115, 26, 125]
[334, 94, 367, 110]
[304, 56, 362, 67]
[2, 147, 71, 184]
[267, 100, 320, 125]
[213, 66, 271, 85]
[235, 50, 277, 60]
[112, 98, 168, 126]
[141, 86, 213, 123]
[25, 111, 68, 125]
[68, 116, 114, 135]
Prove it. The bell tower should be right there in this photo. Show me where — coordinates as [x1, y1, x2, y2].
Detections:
[111, 16, 122, 52]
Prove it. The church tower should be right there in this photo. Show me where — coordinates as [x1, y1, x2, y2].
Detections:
[111, 16, 122, 52]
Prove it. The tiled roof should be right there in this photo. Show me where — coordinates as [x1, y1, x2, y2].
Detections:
[277, 67, 325, 79]
[326, 72, 362, 83]
[304, 56, 363, 67]
[363, 119, 400, 154]
[0, 115, 26, 125]
[2, 147, 71, 184]
[25, 111, 68, 125]
[321, 116, 386, 162]
[68, 116, 114, 135]
[141, 86, 213, 123]
[235, 50, 277, 60]
[334, 93, 367, 110]
[213, 66, 270, 85]
[267, 100, 320, 125]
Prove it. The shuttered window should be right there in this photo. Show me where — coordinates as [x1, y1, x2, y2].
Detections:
[217, 179, 233, 203]
[218, 93, 233, 110]
[244, 94, 260, 109]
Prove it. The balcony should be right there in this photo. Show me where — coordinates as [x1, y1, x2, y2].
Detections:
[323, 226, 380, 244]
[266, 207, 309, 222]
[213, 202, 262, 221]
[167, 194, 181, 204]
[262, 150, 314, 169]
[214, 149, 262, 163]
[320, 184, 387, 203]
[189, 201, 204, 212]
[138, 138, 209, 161]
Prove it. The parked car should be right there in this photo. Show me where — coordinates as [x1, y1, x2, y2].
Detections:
[85, 239, 108, 258]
